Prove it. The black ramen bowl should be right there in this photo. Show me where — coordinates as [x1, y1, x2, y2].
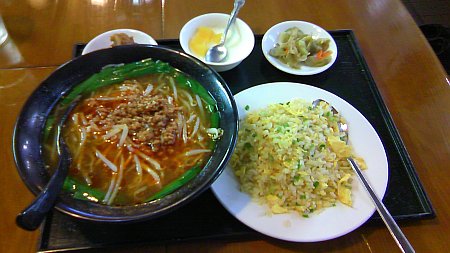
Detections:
[13, 45, 238, 222]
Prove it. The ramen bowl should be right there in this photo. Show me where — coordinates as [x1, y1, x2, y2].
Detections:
[13, 45, 238, 222]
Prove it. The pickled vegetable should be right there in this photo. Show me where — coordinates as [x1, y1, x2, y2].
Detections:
[269, 27, 332, 69]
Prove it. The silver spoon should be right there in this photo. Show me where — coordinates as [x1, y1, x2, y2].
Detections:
[204, 0, 246, 62]
[16, 99, 78, 231]
[312, 99, 415, 253]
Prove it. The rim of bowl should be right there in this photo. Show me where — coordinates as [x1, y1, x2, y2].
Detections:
[261, 20, 338, 75]
[82, 28, 158, 55]
[12, 45, 238, 222]
[179, 13, 255, 67]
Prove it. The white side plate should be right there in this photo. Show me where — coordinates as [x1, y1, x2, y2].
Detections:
[262, 21, 338, 75]
[211, 82, 388, 242]
[82, 29, 157, 55]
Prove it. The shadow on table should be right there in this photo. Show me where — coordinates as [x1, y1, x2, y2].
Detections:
[420, 24, 450, 74]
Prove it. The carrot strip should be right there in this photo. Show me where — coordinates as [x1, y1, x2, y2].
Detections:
[322, 50, 332, 58]
[316, 50, 332, 60]
[316, 50, 323, 59]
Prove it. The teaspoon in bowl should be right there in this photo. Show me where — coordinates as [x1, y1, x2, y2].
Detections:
[16, 99, 78, 231]
[312, 99, 415, 253]
[205, 0, 245, 63]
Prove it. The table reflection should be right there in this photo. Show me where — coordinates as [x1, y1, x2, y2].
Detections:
[0, 16, 24, 65]
[0, 16, 8, 45]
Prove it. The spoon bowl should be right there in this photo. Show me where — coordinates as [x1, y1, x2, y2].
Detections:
[205, 43, 228, 63]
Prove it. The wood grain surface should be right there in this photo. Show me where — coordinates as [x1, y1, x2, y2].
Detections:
[0, 0, 448, 252]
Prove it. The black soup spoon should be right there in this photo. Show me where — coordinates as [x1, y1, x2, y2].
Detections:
[16, 100, 78, 231]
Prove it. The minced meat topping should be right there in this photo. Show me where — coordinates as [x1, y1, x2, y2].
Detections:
[88, 81, 181, 151]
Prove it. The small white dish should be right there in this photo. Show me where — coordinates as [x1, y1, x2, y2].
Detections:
[179, 13, 255, 72]
[82, 29, 158, 55]
[262, 21, 338, 75]
[211, 82, 388, 242]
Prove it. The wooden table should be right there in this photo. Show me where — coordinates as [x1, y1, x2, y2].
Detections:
[1, 0, 448, 252]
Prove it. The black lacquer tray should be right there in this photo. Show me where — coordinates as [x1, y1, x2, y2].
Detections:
[37, 30, 434, 252]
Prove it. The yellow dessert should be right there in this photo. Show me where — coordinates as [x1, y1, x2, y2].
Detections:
[189, 27, 222, 58]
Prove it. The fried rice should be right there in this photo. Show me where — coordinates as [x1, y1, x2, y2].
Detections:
[231, 99, 366, 217]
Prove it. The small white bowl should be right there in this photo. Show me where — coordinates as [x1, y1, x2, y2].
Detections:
[262, 21, 338, 75]
[82, 29, 158, 55]
[179, 13, 255, 72]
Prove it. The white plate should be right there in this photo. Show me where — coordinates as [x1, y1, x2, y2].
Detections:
[82, 29, 158, 55]
[211, 82, 388, 242]
[262, 21, 338, 75]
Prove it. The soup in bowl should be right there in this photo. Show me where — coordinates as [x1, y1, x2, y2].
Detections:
[13, 45, 238, 222]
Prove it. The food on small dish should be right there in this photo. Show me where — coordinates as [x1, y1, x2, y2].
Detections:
[43, 58, 221, 206]
[269, 27, 332, 69]
[110, 33, 136, 46]
[189, 27, 222, 58]
[231, 99, 365, 217]
[179, 13, 254, 72]
[81, 29, 158, 55]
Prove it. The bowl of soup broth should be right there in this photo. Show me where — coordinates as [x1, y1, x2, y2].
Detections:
[13, 45, 238, 222]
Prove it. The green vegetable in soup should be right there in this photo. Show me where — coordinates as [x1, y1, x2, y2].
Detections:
[145, 165, 202, 202]
[60, 59, 172, 106]
[64, 164, 203, 204]
[44, 58, 218, 140]
[63, 176, 107, 202]
[174, 74, 217, 108]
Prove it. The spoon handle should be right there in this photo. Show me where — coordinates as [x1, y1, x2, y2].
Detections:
[220, 0, 245, 45]
[16, 99, 78, 231]
[347, 158, 415, 253]
[16, 143, 71, 231]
